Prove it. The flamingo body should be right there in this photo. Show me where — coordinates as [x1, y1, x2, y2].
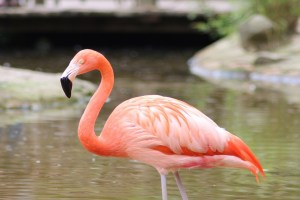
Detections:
[100, 95, 262, 177]
[60, 49, 264, 200]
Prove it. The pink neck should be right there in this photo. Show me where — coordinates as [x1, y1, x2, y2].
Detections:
[77, 55, 114, 156]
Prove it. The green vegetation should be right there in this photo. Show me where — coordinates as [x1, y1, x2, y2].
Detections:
[196, 0, 300, 38]
[250, 0, 300, 35]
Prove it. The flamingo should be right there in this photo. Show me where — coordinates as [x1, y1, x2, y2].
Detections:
[60, 49, 265, 200]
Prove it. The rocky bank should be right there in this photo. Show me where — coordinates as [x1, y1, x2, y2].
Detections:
[0, 66, 96, 110]
[188, 33, 300, 104]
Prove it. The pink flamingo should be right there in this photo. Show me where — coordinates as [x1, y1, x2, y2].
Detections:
[60, 49, 265, 200]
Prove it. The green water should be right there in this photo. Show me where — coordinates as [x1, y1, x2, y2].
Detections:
[0, 48, 299, 199]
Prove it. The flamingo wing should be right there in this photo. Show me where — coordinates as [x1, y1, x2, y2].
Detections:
[131, 95, 228, 153]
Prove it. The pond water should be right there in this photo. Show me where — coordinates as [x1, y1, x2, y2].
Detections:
[0, 47, 300, 200]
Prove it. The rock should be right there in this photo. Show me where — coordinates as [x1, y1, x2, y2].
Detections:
[239, 14, 274, 51]
[254, 51, 286, 65]
[0, 66, 96, 110]
[188, 33, 300, 103]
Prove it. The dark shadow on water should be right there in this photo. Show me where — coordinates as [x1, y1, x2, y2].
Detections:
[0, 32, 215, 49]
[0, 32, 215, 82]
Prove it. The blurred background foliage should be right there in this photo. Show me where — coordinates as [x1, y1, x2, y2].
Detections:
[195, 0, 300, 39]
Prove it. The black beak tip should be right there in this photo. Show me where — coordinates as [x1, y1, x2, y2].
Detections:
[60, 76, 72, 98]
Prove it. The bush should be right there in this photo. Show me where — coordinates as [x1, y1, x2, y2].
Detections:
[250, 0, 300, 35]
[195, 0, 300, 38]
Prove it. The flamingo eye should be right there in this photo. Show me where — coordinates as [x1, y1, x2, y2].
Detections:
[78, 59, 85, 64]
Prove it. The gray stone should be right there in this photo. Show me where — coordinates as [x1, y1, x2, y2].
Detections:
[254, 51, 286, 66]
[239, 14, 274, 51]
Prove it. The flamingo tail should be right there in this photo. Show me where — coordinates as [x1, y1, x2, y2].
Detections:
[227, 134, 265, 182]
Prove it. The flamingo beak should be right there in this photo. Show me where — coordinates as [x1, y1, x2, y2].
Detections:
[60, 75, 72, 98]
[60, 63, 79, 98]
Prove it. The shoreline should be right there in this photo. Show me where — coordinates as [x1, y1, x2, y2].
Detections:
[188, 34, 300, 103]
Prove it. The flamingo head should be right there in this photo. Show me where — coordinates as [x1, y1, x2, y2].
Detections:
[60, 49, 101, 98]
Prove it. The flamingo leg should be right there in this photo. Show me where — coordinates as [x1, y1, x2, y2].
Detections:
[173, 171, 189, 200]
[160, 173, 168, 200]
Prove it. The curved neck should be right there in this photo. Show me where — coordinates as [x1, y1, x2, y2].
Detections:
[78, 55, 114, 156]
